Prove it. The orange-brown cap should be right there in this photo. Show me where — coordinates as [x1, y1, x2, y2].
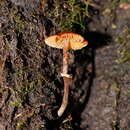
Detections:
[44, 32, 88, 50]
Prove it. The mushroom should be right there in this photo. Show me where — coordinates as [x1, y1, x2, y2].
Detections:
[44, 32, 88, 117]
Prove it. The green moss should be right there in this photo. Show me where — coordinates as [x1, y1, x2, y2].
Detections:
[8, 66, 44, 105]
[47, 0, 89, 33]
[111, 82, 121, 108]
[17, 78, 43, 104]
[14, 15, 25, 32]
[16, 120, 26, 130]
[10, 101, 22, 107]
[18, 81, 35, 104]
[116, 27, 130, 64]
[110, 0, 119, 10]
[116, 49, 130, 64]
[119, 0, 130, 4]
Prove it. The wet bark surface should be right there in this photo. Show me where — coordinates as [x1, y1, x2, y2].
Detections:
[0, 0, 130, 130]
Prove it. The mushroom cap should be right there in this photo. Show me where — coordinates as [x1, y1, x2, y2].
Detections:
[44, 32, 88, 50]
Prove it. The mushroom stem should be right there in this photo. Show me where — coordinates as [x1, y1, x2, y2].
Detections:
[57, 41, 71, 117]
[58, 77, 70, 117]
[63, 41, 69, 74]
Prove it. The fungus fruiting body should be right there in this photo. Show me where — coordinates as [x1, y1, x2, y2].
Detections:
[45, 32, 87, 50]
[44, 32, 88, 117]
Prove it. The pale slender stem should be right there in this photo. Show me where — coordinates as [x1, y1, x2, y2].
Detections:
[57, 41, 71, 117]
[58, 77, 70, 117]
